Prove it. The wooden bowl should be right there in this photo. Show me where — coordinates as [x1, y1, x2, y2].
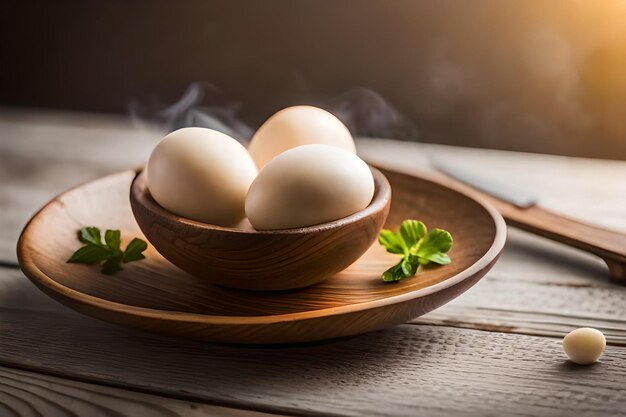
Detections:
[17, 166, 506, 344]
[129, 168, 391, 291]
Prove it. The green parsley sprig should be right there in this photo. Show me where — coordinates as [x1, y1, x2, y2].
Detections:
[378, 220, 453, 282]
[67, 227, 148, 274]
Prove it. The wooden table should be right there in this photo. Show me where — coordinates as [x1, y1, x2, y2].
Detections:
[1, 108, 626, 417]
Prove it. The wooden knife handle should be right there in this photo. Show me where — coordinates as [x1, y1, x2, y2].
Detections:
[490, 200, 626, 284]
[400, 168, 626, 284]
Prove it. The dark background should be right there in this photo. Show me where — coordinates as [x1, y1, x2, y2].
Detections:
[2, 0, 626, 159]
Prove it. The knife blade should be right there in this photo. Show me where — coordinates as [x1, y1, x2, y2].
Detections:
[431, 157, 537, 208]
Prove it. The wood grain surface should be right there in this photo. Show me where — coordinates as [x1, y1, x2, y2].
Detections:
[130, 169, 391, 290]
[1, 301, 626, 417]
[3, 109, 626, 416]
[17, 165, 503, 343]
[0, 366, 280, 417]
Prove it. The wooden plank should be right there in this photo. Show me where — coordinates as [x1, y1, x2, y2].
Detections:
[0, 366, 281, 417]
[0, 299, 625, 417]
[416, 304, 626, 345]
[0, 267, 72, 315]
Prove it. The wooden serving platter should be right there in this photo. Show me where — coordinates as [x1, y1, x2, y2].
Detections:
[17, 167, 506, 344]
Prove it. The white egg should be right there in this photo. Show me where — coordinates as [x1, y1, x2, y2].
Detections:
[247, 105, 356, 168]
[562, 327, 606, 365]
[146, 127, 257, 227]
[245, 144, 374, 230]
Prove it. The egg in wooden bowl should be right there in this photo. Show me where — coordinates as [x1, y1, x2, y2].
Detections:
[130, 118, 390, 291]
[130, 167, 390, 291]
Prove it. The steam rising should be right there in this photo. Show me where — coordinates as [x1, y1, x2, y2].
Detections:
[129, 82, 253, 142]
[130, 83, 417, 143]
[324, 88, 418, 141]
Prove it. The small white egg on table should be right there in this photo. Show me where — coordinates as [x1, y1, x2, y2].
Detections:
[562, 327, 606, 365]
[247, 105, 356, 169]
[245, 144, 374, 230]
[146, 127, 257, 227]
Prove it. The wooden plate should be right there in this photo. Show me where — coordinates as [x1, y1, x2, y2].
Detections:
[17, 167, 506, 344]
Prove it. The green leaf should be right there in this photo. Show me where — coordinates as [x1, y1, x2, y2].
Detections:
[399, 220, 427, 248]
[400, 255, 420, 276]
[382, 262, 407, 282]
[378, 220, 453, 283]
[101, 256, 123, 274]
[418, 256, 431, 266]
[416, 229, 453, 265]
[104, 229, 121, 252]
[69, 227, 147, 275]
[382, 255, 420, 282]
[420, 229, 453, 253]
[378, 229, 406, 255]
[122, 238, 148, 263]
[418, 251, 451, 265]
[67, 245, 112, 264]
[78, 227, 102, 245]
